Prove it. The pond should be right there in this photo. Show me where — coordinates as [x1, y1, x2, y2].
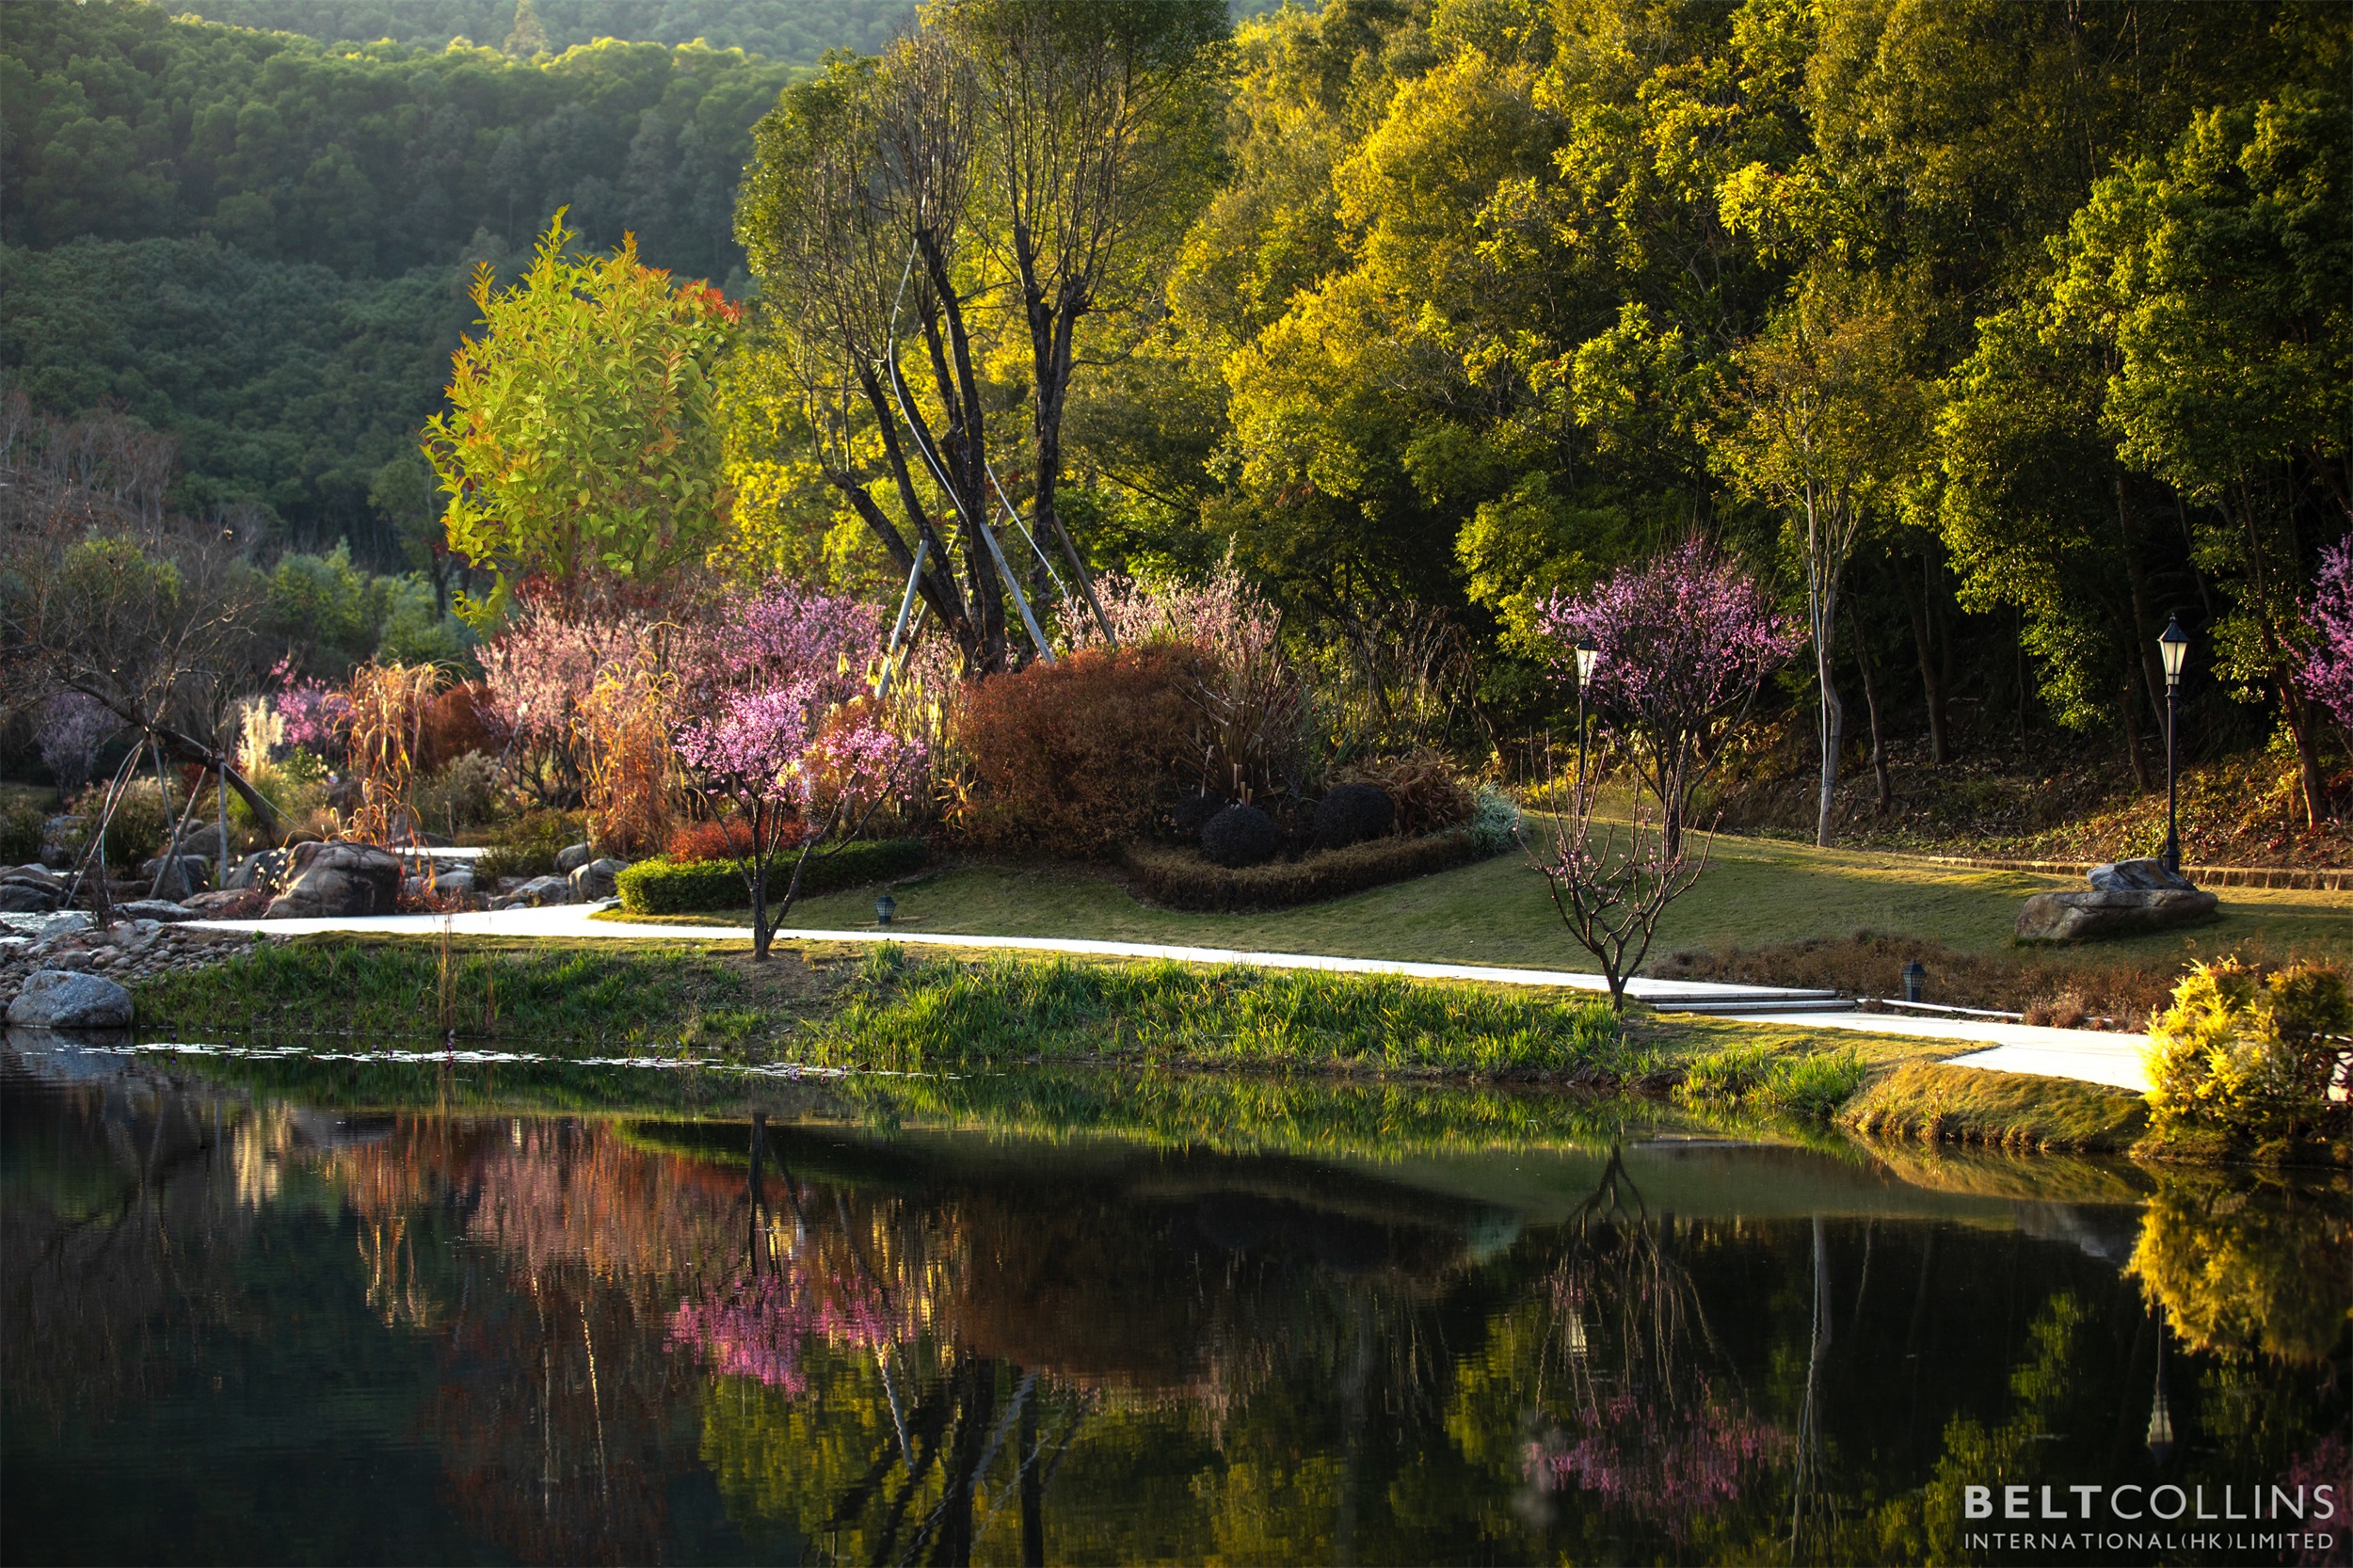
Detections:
[2, 1035, 2345, 1567]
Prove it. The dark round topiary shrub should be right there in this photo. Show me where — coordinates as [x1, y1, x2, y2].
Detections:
[1168, 790, 1226, 840]
[1201, 802, 1281, 868]
[1311, 782, 1394, 851]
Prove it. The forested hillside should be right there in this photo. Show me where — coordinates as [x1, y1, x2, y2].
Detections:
[0, 0, 799, 551]
[172, 0, 912, 63]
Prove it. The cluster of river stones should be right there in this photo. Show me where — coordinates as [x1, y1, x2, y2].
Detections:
[1, 827, 635, 1031]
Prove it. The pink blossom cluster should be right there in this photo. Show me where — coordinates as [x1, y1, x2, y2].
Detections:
[672, 584, 909, 806]
[478, 599, 664, 744]
[1060, 552, 1283, 670]
[34, 692, 117, 790]
[665, 1269, 902, 1395]
[1534, 540, 1801, 727]
[2298, 537, 2353, 735]
[271, 655, 355, 752]
[1527, 1385, 1792, 1538]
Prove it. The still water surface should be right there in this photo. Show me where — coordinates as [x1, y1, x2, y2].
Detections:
[3, 1038, 2345, 1566]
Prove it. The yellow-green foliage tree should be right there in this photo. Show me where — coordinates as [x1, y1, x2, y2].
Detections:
[424, 212, 740, 616]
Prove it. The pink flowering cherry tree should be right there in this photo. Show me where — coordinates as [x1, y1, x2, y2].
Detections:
[2298, 537, 2353, 741]
[674, 583, 921, 960]
[1526, 543, 1799, 1009]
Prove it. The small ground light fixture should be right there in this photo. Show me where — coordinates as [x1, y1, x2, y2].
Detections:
[1902, 960, 1926, 1004]
[875, 893, 896, 926]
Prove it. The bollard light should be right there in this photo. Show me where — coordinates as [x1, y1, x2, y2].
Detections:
[875, 893, 896, 926]
[1902, 960, 1926, 1005]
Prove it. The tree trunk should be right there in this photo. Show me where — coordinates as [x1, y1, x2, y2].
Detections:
[1813, 583, 1843, 848]
[2121, 668, 2151, 791]
[2282, 684, 2329, 827]
[1848, 601, 1891, 813]
[1895, 556, 1949, 765]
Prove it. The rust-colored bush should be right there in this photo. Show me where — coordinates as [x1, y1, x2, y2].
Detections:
[665, 817, 760, 865]
[954, 645, 1209, 858]
[417, 681, 504, 775]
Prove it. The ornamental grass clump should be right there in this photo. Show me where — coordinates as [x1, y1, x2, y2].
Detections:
[2144, 957, 2351, 1150]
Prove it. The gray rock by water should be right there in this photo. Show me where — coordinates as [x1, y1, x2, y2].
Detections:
[113, 899, 196, 922]
[2087, 856, 2195, 893]
[264, 841, 403, 919]
[556, 841, 595, 874]
[0, 883, 57, 914]
[568, 857, 626, 902]
[2016, 887, 2217, 942]
[8, 968, 135, 1028]
[0, 910, 92, 939]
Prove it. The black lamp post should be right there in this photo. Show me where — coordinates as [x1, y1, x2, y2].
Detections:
[1575, 641, 1600, 804]
[2158, 615, 2189, 874]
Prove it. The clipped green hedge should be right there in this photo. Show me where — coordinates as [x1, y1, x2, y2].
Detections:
[1120, 827, 1497, 913]
[616, 838, 928, 916]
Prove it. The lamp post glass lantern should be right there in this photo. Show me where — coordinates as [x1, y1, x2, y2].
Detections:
[1574, 642, 1599, 803]
[2158, 616, 2188, 874]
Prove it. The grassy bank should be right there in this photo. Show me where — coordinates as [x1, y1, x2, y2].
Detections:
[131, 933, 1943, 1091]
[1839, 1061, 2151, 1153]
[614, 830, 2348, 1004]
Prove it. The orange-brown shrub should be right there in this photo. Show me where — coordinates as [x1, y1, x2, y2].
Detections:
[416, 681, 505, 774]
[955, 644, 1209, 858]
[665, 817, 760, 864]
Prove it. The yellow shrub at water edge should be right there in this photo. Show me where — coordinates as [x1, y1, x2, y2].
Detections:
[2144, 959, 2350, 1144]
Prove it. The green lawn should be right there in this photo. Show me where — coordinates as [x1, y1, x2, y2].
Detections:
[617, 830, 2350, 974]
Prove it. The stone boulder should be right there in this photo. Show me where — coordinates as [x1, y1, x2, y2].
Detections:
[0, 881, 58, 914]
[2086, 856, 2195, 893]
[8, 969, 135, 1029]
[138, 854, 212, 898]
[113, 899, 197, 923]
[2016, 887, 2217, 942]
[183, 888, 266, 917]
[556, 841, 595, 874]
[1, 910, 92, 939]
[490, 874, 572, 911]
[264, 841, 403, 919]
[168, 821, 231, 861]
[568, 857, 626, 902]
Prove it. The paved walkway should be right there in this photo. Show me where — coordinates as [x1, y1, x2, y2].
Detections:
[187, 905, 2153, 1093]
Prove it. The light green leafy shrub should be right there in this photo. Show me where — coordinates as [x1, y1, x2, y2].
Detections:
[2144, 958, 2351, 1145]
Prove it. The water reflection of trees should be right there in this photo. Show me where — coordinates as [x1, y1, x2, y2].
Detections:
[2, 1065, 280, 1433]
[15, 1064, 2350, 1567]
[1509, 1147, 1791, 1544]
[2126, 1167, 2351, 1364]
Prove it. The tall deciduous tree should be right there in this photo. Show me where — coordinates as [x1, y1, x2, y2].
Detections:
[424, 212, 739, 616]
[1716, 272, 1922, 846]
[948, 0, 1229, 636]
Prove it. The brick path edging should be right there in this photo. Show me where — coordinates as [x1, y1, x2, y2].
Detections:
[1925, 856, 2347, 892]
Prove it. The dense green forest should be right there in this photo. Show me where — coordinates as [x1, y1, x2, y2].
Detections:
[1016, 0, 2346, 813]
[3, 0, 2347, 831]
[172, 0, 914, 63]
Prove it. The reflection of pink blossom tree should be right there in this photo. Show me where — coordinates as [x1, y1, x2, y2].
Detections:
[2298, 538, 2353, 739]
[673, 584, 921, 960]
[1529, 1386, 1789, 1534]
[1522, 1148, 1791, 1542]
[665, 1270, 902, 1396]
